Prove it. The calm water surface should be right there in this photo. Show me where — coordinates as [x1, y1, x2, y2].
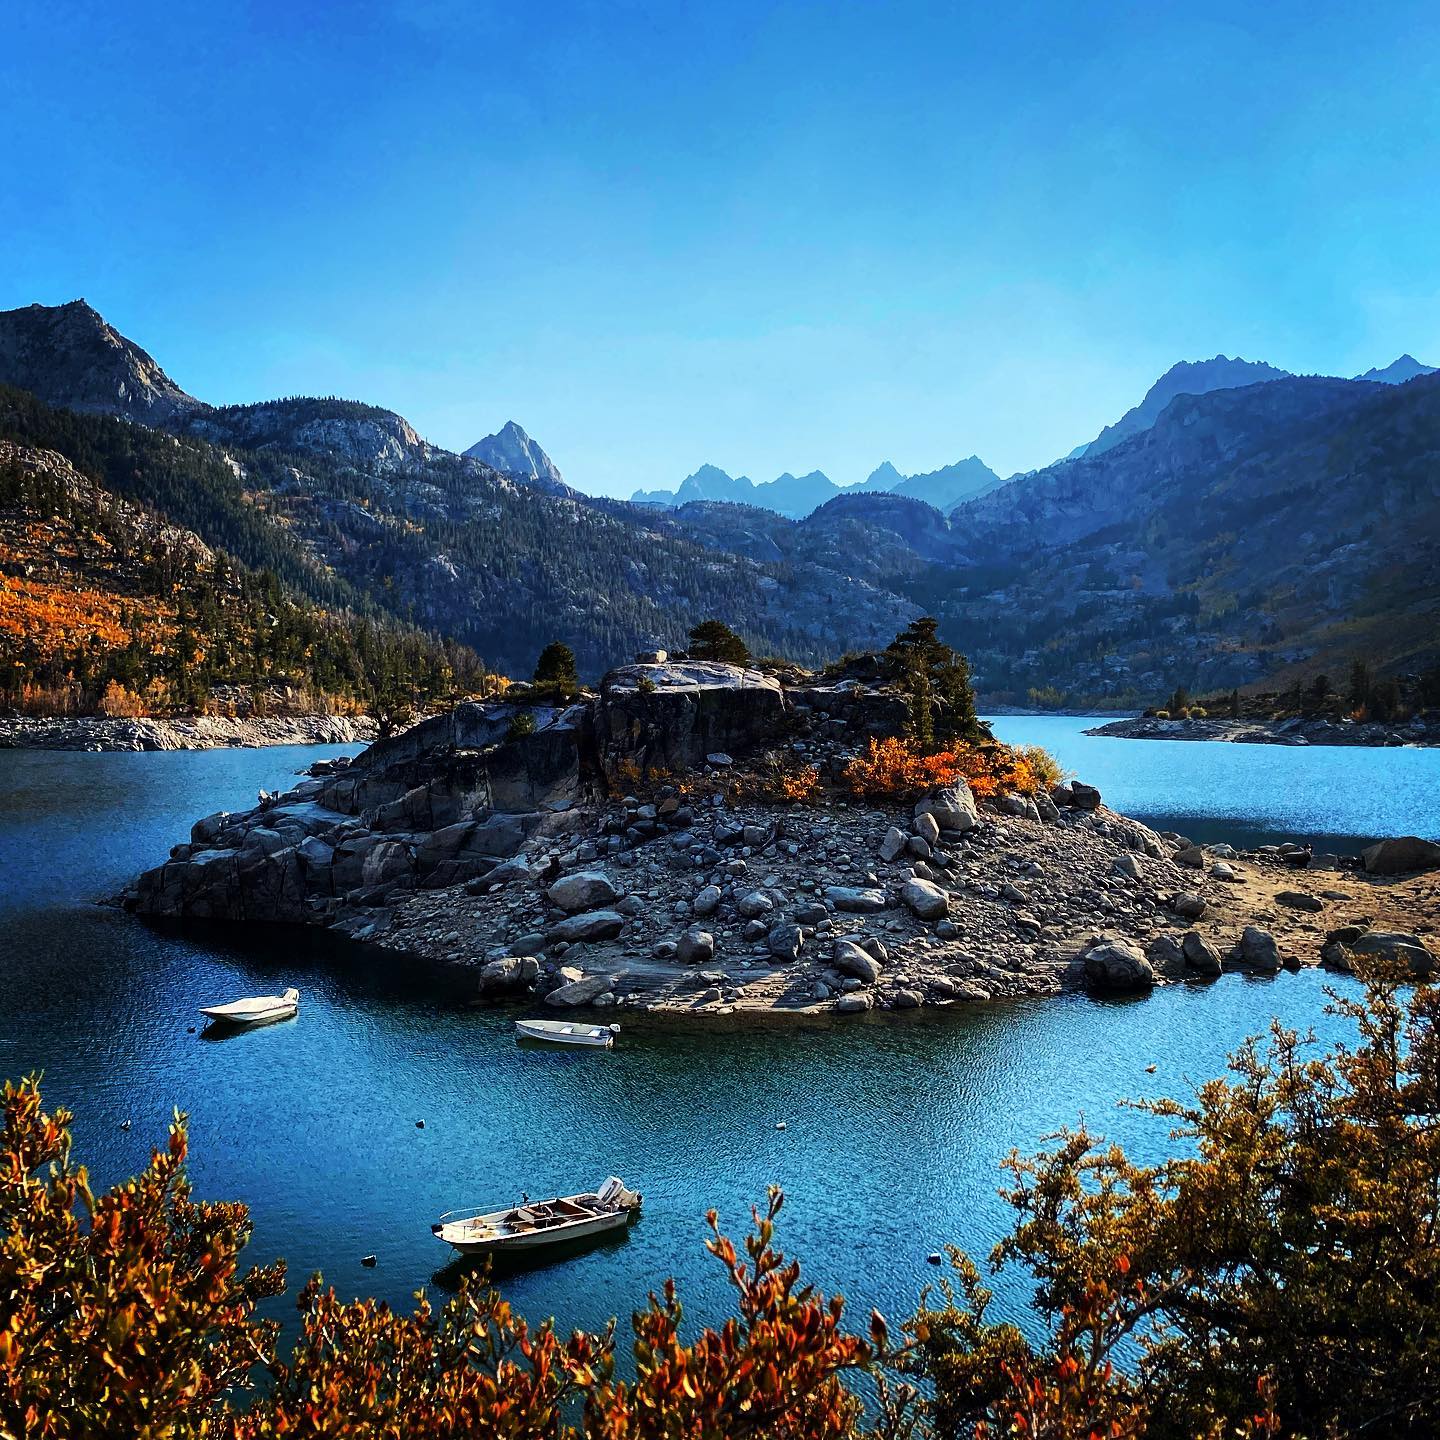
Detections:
[988, 714, 1440, 853]
[2, 728, 1416, 1342]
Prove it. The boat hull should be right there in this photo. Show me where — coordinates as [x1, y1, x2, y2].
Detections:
[199, 1001, 298, 1027]
[441, 1207, 632, 1256]
[515, 1019, 614, 1047]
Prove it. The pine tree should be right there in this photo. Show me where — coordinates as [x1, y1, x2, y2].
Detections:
[884, 617, 980, 749]
[687, 619, 751, 665]
[532, 641, 580, 699]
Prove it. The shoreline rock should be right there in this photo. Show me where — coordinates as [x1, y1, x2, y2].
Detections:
[1084, 714, 1439, 749]
[0, 713, 378, 752]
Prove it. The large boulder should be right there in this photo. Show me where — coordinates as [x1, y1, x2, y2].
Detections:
[1361, 836, 1440, 875]
[1182, 931, 1223, 975]
[544, 974, 614, 1007]
[1239, 925, 1281, 972]
[677, 928, 716, 964]
[1083, 938, 1155, 991]
[1070, 781, 1102, 810]
[824, 885, 889, 913]
[1333, 930, 1437, 979]
[548, 910, 625, 943]
[546, 870, 622, 913]
[1145, 933, 1187, 979]
[900, 876, 949, 921]
[914, 783, 979, 834]
[833, 939, 882, 983]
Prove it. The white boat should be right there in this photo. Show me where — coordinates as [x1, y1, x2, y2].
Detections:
[515, 1018, 620, 1048]
[432, 1176, 642, 1257]
[199, 987, 299, 1027]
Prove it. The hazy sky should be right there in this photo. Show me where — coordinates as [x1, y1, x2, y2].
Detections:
[5, 1, 1439, 497]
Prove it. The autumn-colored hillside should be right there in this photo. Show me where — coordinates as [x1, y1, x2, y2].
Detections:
[0, 440, 489, 718]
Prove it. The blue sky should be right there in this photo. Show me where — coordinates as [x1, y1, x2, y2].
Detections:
[5, 1, 1439, 497]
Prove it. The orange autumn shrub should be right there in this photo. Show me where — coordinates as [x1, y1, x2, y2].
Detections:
[96, 679, 148, 717]
[584, 1189, 878, 1440]
[842, 737, 1062, 801]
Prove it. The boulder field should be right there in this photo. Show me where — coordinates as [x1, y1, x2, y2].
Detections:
[122, 660, 1440, 1020]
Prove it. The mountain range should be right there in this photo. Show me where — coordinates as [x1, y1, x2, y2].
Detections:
[0, 301, 919, 685]
[1, 297, 1436, 711]
[631, 455, 1004, 518]
[629, 351, 1436, 520]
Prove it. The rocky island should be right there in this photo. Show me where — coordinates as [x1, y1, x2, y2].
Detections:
[124, 657, 1440, 1019]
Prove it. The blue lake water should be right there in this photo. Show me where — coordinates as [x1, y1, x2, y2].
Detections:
[0, 728, 1418, 1348]
[987, 714, 1440, 854]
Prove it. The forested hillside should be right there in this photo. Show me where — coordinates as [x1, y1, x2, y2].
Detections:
[3, 299, 1438, 711]
[0, 435, 487, 717]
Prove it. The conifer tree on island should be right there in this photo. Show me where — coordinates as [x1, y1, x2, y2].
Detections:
[884, 616, 981, 750]
[687, 618, 752, 665]
[531, 640, 580, 700]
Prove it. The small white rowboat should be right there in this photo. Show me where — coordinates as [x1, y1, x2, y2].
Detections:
[515, 1018, 620, 1048]
[199, 987, 299, 1027]
[432, 1176, 642, 1256]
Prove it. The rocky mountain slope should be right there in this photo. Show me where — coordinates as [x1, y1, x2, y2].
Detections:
[0, 433, 478, 716]
[0, 304, 921, 679]
[0, 300, 204, 425]
[1077, 354, 1291, 458]
[945, 372, 1440, 703]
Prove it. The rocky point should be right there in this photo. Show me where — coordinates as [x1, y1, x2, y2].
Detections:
[123, 660, 1440, 1020]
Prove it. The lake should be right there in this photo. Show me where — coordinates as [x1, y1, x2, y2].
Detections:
[2, 721, 1431, 1347]
[988, 714, 1440, 854]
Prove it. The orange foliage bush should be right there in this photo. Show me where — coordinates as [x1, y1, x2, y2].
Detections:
[842, 736, 1055, 801]
[96, 679, 147, 717]
[0, 572, 173, 659]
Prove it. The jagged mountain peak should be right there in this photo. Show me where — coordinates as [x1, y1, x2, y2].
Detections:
[1079, 353, 1291, 458]
[0, 298, 204, 425]
[464, 420, 566, 490]
[1355, 354, 1437, 385]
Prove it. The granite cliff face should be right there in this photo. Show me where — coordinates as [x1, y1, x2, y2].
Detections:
[0, 300, 204, 425]
[188, 399, 436, 473]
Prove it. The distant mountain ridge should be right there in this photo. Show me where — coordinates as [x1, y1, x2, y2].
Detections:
[1355, 354, 1438, 385]
[1077, 355, 1292, 458]
[631, 453, 1002, 519]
